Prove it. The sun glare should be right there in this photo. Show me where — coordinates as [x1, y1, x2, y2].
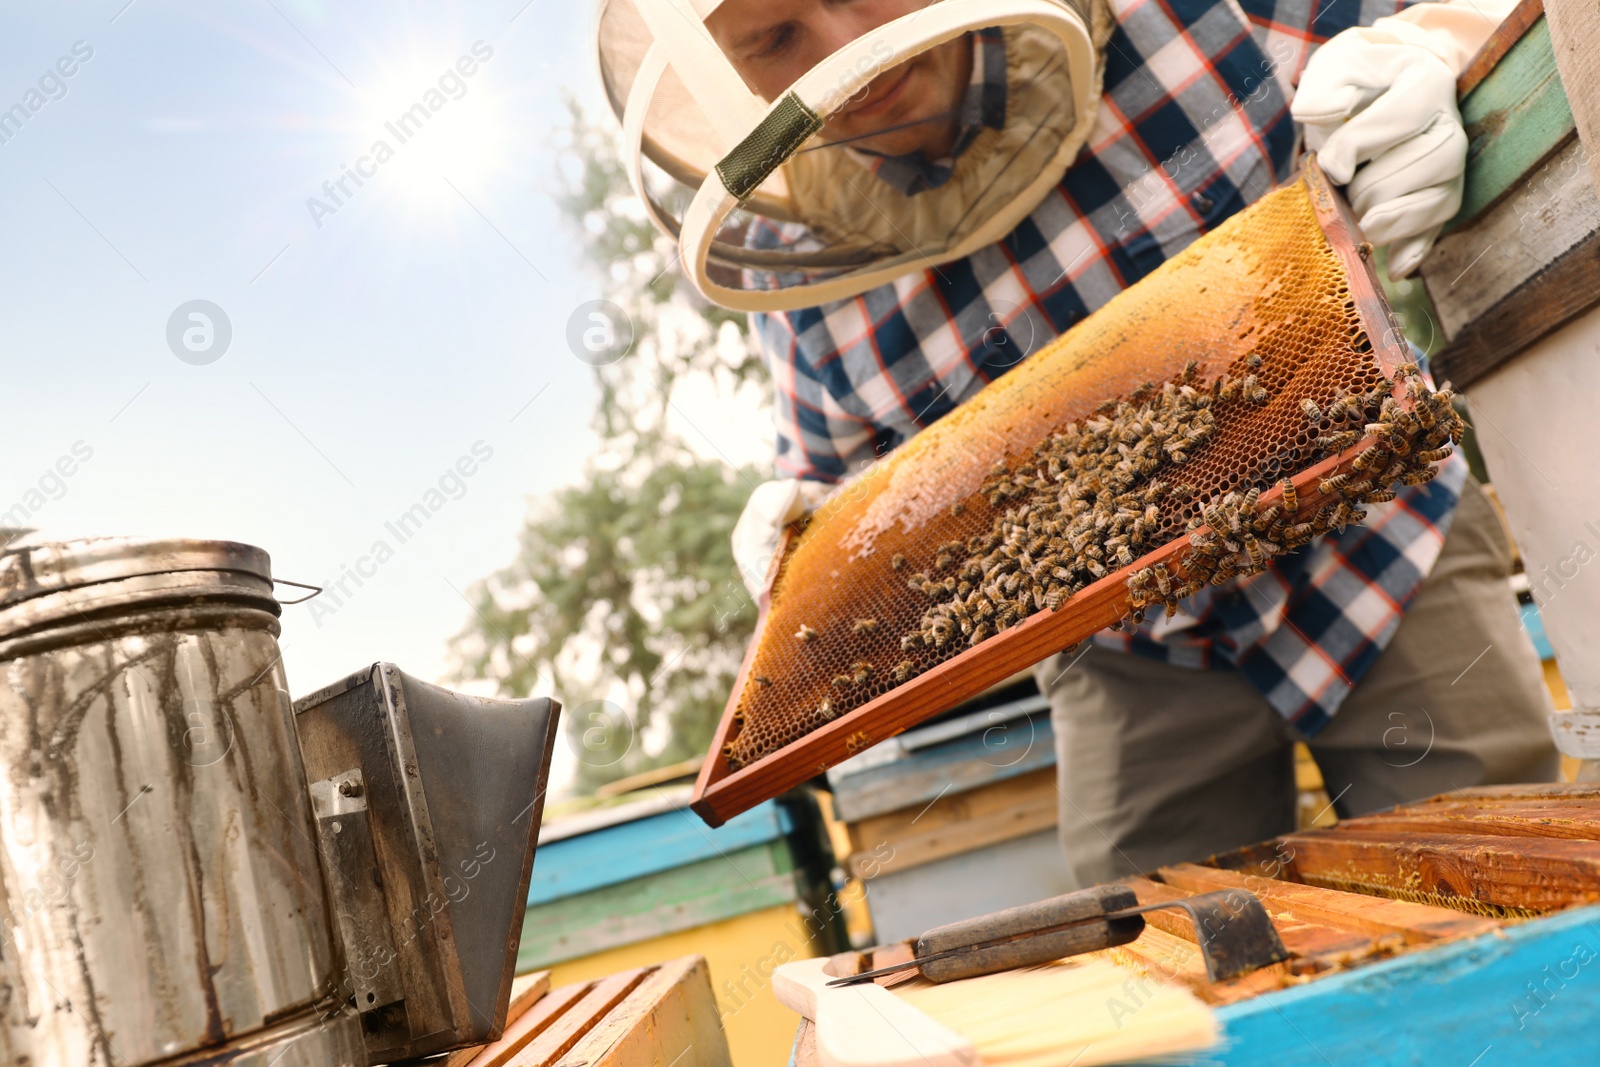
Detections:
[316, 43, 509, 226]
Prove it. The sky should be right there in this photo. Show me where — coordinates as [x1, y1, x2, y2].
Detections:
[0, 0, 773, 790]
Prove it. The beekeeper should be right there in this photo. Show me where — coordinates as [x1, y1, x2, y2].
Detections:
[595, 0, 1559, 884]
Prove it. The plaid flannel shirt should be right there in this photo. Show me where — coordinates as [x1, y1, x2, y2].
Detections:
[750, 0, 1468, 735]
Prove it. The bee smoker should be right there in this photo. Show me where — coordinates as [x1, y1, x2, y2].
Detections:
[0, 538, 560, 1066]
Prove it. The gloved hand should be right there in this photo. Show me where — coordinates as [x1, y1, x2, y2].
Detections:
[732, 478, 832, 596]
[1291, 0, 1515, 277]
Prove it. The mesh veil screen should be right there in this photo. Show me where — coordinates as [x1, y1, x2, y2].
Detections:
[718, 177, 1453, 776]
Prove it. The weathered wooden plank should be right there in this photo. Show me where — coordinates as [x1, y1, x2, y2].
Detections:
[512, 968, 654, 1067]
[1457, 0, 1546, 98]
[1334, 801, 1600, 842]
[1424, 135, 1600, 385]
[1423, 137, 1598, 335]
[1429, 220, 1600, 386]
[554, 955, 732, 1067]
[1277, 830, 1600, 913]
[1402, 782, 1600, 805]
[517, 842, 797, 970]
[828, 715, 1057, 824]
[528, 801, 786, 905]
[1543, 0, 1600, 198]
[1157, 862, 1498, 943]
[862, 829, 1079, 943]
[845, 766, 1058, 879]
[1186, 904, 1600, 1067]
[458, 979, 593, 1067]
[1453, 14, 1577, 227]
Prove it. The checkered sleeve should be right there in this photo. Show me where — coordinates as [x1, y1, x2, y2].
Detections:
[756, 308, 881, 486]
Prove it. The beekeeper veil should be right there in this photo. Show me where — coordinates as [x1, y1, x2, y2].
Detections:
[596, 0, 1114, 312]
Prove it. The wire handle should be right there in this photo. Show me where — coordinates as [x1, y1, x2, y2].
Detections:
[272, 578, 324, 605]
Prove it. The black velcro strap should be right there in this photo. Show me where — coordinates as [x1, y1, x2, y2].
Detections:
[715, 92, 824, 201]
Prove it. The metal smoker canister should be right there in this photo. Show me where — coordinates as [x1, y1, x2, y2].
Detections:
[0, 538, 362, 1066]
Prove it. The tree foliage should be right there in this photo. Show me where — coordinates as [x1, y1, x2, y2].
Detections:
[451, 101, 767, 794]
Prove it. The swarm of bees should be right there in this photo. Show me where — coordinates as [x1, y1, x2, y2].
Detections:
[899, 358, 1462, 653]
[724, 358, 1463, 770]
[1127, 361, 1463, 622]
[898, 360, 1218, 659]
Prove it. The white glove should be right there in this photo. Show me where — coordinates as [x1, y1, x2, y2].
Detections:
[732, 478, 832, 596]
[1292, 0, 1515, 277]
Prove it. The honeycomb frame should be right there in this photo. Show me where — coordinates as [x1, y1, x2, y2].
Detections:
[693, 160, 1416, 827]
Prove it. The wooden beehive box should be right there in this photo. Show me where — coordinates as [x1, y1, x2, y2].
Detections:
[794, 783, 1600, 1065]
[826, 680, 1070, 943]
[446, 955, 731, 1067]
[518, 787, 846, 1065]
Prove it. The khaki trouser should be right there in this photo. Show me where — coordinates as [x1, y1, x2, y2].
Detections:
[1033, 478, 1561, 886]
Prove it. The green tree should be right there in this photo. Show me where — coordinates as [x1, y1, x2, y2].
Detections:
[451, 101, 767, 794]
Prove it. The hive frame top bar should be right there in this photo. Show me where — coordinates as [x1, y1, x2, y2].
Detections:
[692, 159, 1408, 827]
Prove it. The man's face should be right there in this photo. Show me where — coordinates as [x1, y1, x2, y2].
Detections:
[704, 0, 972, 159]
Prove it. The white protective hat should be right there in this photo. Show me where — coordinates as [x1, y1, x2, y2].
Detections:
[595, 0, 1111, 312]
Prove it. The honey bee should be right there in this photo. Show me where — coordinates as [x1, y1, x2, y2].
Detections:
[1246, 353, 1263, 369]
[893, 660, 915, 683]
[891, 553, 906, 571]
[1351, 443, 1386, 471]
[1318, 474, 1349, 495]
[1300, 398, 1322, 422]
[1241, 534, 1264, 569]
[1182, 359, 1201, 382]
[1318, 431, 1360, 451]
[1209, 563, 1239, 586]
[1401, 467, 1438, 485]
[1415, 446, 1453, 463]
[936, 551, 954, 569]
[1218, 378, 1240, 402]
[851, 661, 873, 683]
[852, 618, 879, 634]
[1364, 489, 1397, 503]
[1152, 564, 1172, 598]
[951, 502, 966, 517]
[819, 699, 837, 721]
[901, 633, 924, 651]
[1277, 478, 1297, 515]
[753, 675, 772, 688]
[832, 674, 852, 689]
[1326, 394, 1358, 421]
[795, 624, 817, 643]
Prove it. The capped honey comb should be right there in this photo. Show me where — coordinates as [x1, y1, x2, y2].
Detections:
[693, 164, 1444, 827]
